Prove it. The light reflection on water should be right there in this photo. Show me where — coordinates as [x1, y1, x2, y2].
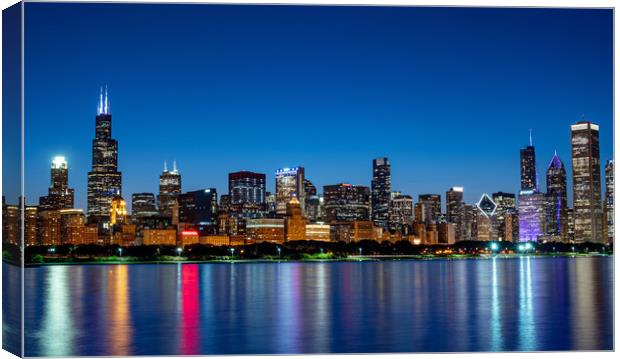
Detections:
[19, 256, 613, 356]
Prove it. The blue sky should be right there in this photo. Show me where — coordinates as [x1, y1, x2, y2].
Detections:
[20, 4, 613, 210]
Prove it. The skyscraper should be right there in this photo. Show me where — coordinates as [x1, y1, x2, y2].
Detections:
[158, 160, 182, 217]
[604, 160, 614, 244]
[388, 194, 413, 235]
[492, 192, 516, 241]
[131, 193, 157, 217]
[228, 171, 266, 217]
[178, 188, 218, 235]
[275, 167, 305, 215]
[518, 131, 544, 242]
[545, 151, 568, 241]
[571, 121, 603, 243]
[285, 197, 306, 241]
[520, 129, 537, 191]
[87, 87, 122, 225]
[417, 194, 442, 224]
[518, 190, 545, 242]
[323, 183, 371, 222]
[39, 156, 75, 210]
[371, 157, 391, 229]
[446, 187, 464, 241]
[229, 171, 266, 205]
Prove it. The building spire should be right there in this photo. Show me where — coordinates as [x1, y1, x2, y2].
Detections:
[529, 128, 533, 147]
[103, 85, 110, 114]
[163, 160, 168, 172]
[173, 160, 177, 173]
[97, 86, 104, 115]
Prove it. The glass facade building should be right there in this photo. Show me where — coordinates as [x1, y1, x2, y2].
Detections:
[570, 121, 603, 243]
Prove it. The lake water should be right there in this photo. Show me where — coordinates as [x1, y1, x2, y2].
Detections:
[12, 256, 615, 356]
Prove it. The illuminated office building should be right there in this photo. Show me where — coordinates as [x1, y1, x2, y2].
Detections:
[285, 197, 306, 241]
[492, 192, 516, 241]
[158, 160, 182, 217]
[132, 193, 158, 217]
[545, 152, 568, 241]
[275, 167, 305, 215]
[446, 187, 464, 240]
[228, 171, 266, 217]
[520, 129, 537, 191]
[417, 194, 441, 224]
[25, 206, 38, 246]
[518, 131, 544, 242]
[87, 87, 122, 225]
[60, 209, 87, 245]
[571, 121, 603, 243]
[39, 156, 75, 210]
[518, 190, 545, 242]
[38, 210, 61, 246]
[323, 183, 371, 222]
[246, 218, 285, 243]
[371, 157, 391, 229]
[388, 194, 413, 235]
[604, 160, 614, 243]
[2, 200, 19, 245]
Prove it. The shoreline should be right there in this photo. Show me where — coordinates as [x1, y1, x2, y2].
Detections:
[5, 252, 612, 268]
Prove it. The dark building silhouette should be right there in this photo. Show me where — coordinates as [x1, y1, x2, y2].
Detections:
[371, 157, 391, 229]
[323, 183, 371, 222]
[132, 193, 157, 217]
[178, 189, 218, 235]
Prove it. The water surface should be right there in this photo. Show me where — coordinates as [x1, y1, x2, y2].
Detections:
[19, 256, 614, 356]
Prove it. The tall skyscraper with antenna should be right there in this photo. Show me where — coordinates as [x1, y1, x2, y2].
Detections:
[87, 87, 122, 226]
[520, 129, 537, 191]
[158, 160, 182, 217]
[518, 130, 545, 241]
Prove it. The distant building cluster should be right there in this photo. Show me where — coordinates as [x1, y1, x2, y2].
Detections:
[2, 90, 614, 248]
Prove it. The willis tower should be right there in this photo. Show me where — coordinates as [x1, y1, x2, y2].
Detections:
[87, 87, 122, 227]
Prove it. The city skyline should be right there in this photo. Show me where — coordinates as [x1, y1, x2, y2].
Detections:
[19, 4, 613, 211]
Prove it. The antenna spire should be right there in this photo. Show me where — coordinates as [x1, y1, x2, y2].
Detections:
[97, 86, 104, 114]
[103, 85, 109, 114]
[529, 128, 533, 147]
[173, 160, 177, 172]
[164, 160, 168, 172]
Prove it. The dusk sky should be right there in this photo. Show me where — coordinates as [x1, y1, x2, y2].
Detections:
[20, 3, 613, 211]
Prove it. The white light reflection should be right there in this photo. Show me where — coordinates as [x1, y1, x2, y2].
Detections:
[41, 266, 74, 356]
[518, 256, 537, 350]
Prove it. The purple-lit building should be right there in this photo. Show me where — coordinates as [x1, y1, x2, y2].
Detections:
[518, 190, 545, 242]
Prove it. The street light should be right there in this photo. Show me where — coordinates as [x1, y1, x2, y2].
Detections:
[118, 247, 123, 258]
[277, 247, 281, 259]
[176, 247, 182, 257]
[490, 242, 499, 252]
[229, 247, 235, 259]
[358, 247, 362, 256]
